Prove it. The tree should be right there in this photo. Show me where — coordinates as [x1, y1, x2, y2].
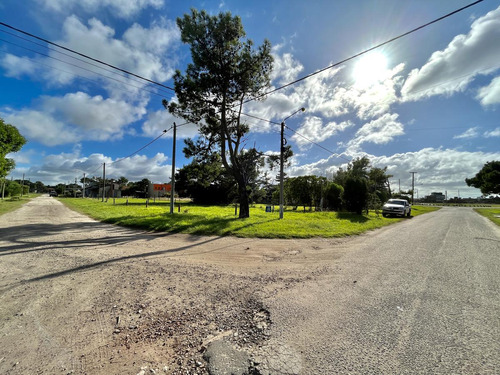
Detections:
[166, 9, 273, 218]
[324, 182, 343, 211]
[6, 180, 22, 197]
[343, 176, 368, 215]
[175, 155, 237, 204]
[0, 118, 26, 179]
[465, 161, 500, 195]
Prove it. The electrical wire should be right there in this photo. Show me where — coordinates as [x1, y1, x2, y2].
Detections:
[0, 29, 174, 96]
[245, 0, 484, 103]
[0, 39, 169, 99]
[109, 128, 171, 166]
[0, 0, 486, 175]
[0, 21, 176, 92]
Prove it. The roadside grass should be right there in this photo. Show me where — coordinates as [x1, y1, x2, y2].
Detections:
[0, 195, 39, 216]
[60, 198, 440, 238]
[474, 207, 500, 227]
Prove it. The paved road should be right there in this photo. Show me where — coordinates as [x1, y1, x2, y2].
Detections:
[266, 207, 500, 374]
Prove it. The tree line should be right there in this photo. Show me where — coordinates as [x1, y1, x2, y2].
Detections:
[175, 155, 396, 215]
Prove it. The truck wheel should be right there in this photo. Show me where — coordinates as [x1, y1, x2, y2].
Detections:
[407, 210, 411, 217]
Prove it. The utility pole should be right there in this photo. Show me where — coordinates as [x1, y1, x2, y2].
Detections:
[410, 172, 417, 204]
[83, 173, 86, 198]
[21, 173, 24, 197]
[279, 107, 305, 219]
[170, 124, 176, 214]
[279, 121, 285, 219]
[102, 163, 106, 202]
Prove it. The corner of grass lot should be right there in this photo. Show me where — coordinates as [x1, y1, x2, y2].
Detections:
[59, 198, 439, 238]
[474, 207, 500, 226]
[0, 195, 39, 216]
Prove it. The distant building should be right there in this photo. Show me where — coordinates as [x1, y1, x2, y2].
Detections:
[426, 192, 445, 203]
[148, 183, 172, 198]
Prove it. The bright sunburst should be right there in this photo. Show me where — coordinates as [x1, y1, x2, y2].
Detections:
[353, 51, 389, 87]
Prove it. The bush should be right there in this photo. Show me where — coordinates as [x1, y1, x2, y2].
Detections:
[343, 177, 368, 215]
[5, 181, 22, 197]
[324, 182, 343, 211]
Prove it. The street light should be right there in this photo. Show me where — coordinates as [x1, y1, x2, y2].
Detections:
[279, 107, 305, 219]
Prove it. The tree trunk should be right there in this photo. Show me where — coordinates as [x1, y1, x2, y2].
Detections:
[237, 180, 250, 218]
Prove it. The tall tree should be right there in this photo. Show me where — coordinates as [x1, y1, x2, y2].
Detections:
[0, 118, 26, 178]
[465, 161, 500, 195]
[166, 9, 273, 218]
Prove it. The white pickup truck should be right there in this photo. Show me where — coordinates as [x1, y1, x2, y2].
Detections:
[382, 199, 411, 217]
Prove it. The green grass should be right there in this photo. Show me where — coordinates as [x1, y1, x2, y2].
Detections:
[0, 195, 39, 216]
[474, 207, 500, 226]
[60, 198, 440, 238]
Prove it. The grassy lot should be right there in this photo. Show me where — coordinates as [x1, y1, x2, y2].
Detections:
[60, 198, 439, 238]
[0, 195, 39, 216]
[474, 207, 500, 227]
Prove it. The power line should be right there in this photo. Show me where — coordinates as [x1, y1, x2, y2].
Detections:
[0, 21, 175, 92]
[0, 29, 173, 96]
[109, 128, 171, 166]
[246, 0, 484, 102]
[284, 125, 351, 162]
[0, 39, 170, 99]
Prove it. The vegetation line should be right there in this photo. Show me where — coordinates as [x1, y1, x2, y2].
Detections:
[59, 198, 439, 239]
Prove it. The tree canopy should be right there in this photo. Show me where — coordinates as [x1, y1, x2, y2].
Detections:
[0, 118, 26, 178]
[166, 9, 273, 218]
[465, 161, 500, 195]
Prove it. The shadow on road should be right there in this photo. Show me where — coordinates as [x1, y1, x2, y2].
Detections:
[0, 221, 204, 256]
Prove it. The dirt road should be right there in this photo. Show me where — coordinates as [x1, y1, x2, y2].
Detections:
[1, 196, 499, 374]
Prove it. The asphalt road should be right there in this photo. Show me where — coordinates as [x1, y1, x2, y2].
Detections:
[266, 207, 500, 374]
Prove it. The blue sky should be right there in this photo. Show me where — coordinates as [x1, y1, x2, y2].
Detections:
[1, 0, 499, 198]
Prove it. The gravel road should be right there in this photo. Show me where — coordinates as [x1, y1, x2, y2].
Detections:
[0, 196, 499, 374]
[267, 206, 500, 374]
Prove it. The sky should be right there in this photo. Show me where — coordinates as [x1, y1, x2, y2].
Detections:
[1, 0, 499, 198]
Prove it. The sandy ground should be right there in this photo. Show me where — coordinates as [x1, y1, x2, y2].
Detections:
[0, 196, 347, 374]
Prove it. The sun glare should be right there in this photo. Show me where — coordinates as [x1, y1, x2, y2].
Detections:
[353, 51, 389, 87]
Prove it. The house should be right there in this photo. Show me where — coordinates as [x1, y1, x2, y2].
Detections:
[148, 183, 172, 198]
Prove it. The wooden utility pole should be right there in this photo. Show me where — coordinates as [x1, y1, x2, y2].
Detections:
[170, 123, 177, 214]
[102, 163, 106, 202]
[410, 172, 417, 204]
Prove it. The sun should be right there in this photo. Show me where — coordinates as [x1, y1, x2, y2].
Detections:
[353, 51, 389, 87]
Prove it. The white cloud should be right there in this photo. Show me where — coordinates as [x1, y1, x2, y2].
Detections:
[484, 127, 500, 137]
[265, 49, 403, 125]
[271, 49, 304, 86]
[402, 5, 500, 101]
[0, 54, 37, 78]
[142, 109, 199, 139]
[453, 127, 479, 139]
[477, 75, 500, 106]
[9, 150, 172, 185]
[346, 113, 404, 152]
[2, 110, 80, 146]
[372, 148, 500, 197]
[6, 16, 179, 97]
[1, 91, 146, 146]
[56, 16, 177, 85]
[292, 116, 354, 149]
[35, 0, 164, 19]
[123, 19, 179, 54]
